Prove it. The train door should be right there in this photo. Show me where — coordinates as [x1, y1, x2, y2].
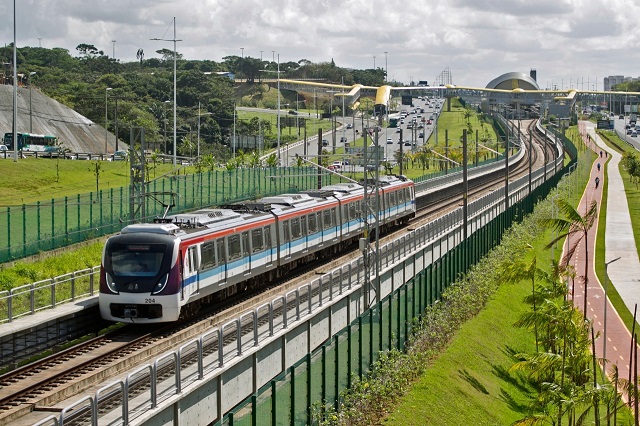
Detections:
[241, 231, 251, 274]
[281, 220, 291, 259]
[215, 238, 227, 284]
[300, 216, 309, 253]
[183, 245, 200, 299]
[291, 218, 302, 255]
[264, 226, 274, 266]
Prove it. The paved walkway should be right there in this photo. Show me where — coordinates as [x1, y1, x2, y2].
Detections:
[571, 121, 640, 389]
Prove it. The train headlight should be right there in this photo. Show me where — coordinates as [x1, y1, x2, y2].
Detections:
[151, 273, 169, 295]
[105, 272, 119, 294]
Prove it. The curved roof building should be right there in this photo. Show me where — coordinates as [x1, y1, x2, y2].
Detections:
[486, 72, 540, 91]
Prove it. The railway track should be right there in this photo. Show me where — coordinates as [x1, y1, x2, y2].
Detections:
[0, 119, 555, 425]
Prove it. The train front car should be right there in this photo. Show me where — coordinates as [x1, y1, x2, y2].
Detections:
[99, 223, 182, 323]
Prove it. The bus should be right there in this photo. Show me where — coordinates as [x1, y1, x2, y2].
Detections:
[3, 132, 59, 152]
[389, 117, 398, 128]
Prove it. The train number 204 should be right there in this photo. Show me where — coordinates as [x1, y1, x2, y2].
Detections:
[144, 298, 156, 304]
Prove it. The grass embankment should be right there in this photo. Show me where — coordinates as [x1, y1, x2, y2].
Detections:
[0, 158, 179, 205]
[384, 128, 640, 425]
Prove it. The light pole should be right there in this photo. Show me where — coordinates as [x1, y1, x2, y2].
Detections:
[37, 37, 42, 47]
[276, 54, 281, 162]
[163, 101, 170, 156]
[151, 17, 182, 167]
[105, 87, 112, 154]
[12, 0, 17, 162]
[29, 71, 36, 133]
[384, 51, 388, 82]
[111, 40, 116, 60]
[197, 102, 212, 161]
[233, 102, 237, 158]
[373, 55, 376, 70]
[603, 256, 622, 375]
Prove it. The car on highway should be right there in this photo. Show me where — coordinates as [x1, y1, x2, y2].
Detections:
[322, 139, 329, 146]
[386, 137, 393, 144]
[288, 110, 297, 115]
[111, 150, 128, 161]
[0, 144, 8, 152]
[340, 136, 347, 143]
[632, 130, 638, 137]
[346, 123, 353, 129]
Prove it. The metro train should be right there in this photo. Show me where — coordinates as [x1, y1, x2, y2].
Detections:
[99, 175, 415, 323]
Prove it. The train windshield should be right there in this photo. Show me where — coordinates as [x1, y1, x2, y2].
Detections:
[108, 243, 167, 277]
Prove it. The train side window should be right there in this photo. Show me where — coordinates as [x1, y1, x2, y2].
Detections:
[201, 241, 216, 269]
[308, 213, 317, 233]
[291, 218, 301, 238]
[283, 220, 290, 243]
[242, 231, 250, 257]
[390, 191, 397, 206]
[323, 209, 332, 229]
[189, 246, 200, 272]
[349, 202, 357, 221]
[252, 228, 264, 252]
[264, 226, 272, 248]
[301, 216, 308, 236]
[228, 234, 241, 260]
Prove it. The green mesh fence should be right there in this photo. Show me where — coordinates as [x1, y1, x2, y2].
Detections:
[0, 167, 331, 263]
[220, 164, 569, 426]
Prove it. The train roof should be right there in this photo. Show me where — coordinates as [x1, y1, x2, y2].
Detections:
[301, 183, 363, 200]
[121, 222, 186, 236]
[258, 193, 318, 207]
[361, 175, 412, 187]
[167, 208, 247, 229]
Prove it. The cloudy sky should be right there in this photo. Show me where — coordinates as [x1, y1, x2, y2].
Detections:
[2, 0, 639, 90]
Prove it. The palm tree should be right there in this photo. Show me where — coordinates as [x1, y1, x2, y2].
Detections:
[543, 199, 598, 319]
[265, 153, 279, 168]
[247, 151, 262, 168]
[501, 250, 545, 352]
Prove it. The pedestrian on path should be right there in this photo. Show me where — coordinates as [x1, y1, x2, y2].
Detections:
[595, 176, 600, 188]
[597, 163, 601, 172]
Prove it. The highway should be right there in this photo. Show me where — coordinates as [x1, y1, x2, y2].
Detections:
[241, 95, 446, 169]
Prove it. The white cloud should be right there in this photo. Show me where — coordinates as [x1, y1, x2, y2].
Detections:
[1, 0, 639, 88]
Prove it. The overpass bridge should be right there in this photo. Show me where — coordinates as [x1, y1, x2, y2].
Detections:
[279, 75, 640, 118]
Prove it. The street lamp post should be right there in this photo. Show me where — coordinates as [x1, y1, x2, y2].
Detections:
[111, 40, 116, 60]
[105, 87, 112, 154]
[384, 51, 388, 82]
[603, 256, 622, 375]
[151, 17, 182, 167]
[197, 102, 212, 161]
[29, 71, 36, 133]
[277, 54, 281, 162]
[259, 57, 283, 162]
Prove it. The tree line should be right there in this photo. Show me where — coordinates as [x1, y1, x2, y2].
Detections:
[0, 43, 388, 163]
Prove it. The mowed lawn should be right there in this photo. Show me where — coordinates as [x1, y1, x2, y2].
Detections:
[0, 157, 176, 205]
[383, 266, 536, 425]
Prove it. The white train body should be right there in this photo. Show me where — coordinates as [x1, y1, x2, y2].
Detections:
[99, 176, 415, 323]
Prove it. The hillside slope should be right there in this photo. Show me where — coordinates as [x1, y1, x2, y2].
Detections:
[0, 84, 122, 154]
